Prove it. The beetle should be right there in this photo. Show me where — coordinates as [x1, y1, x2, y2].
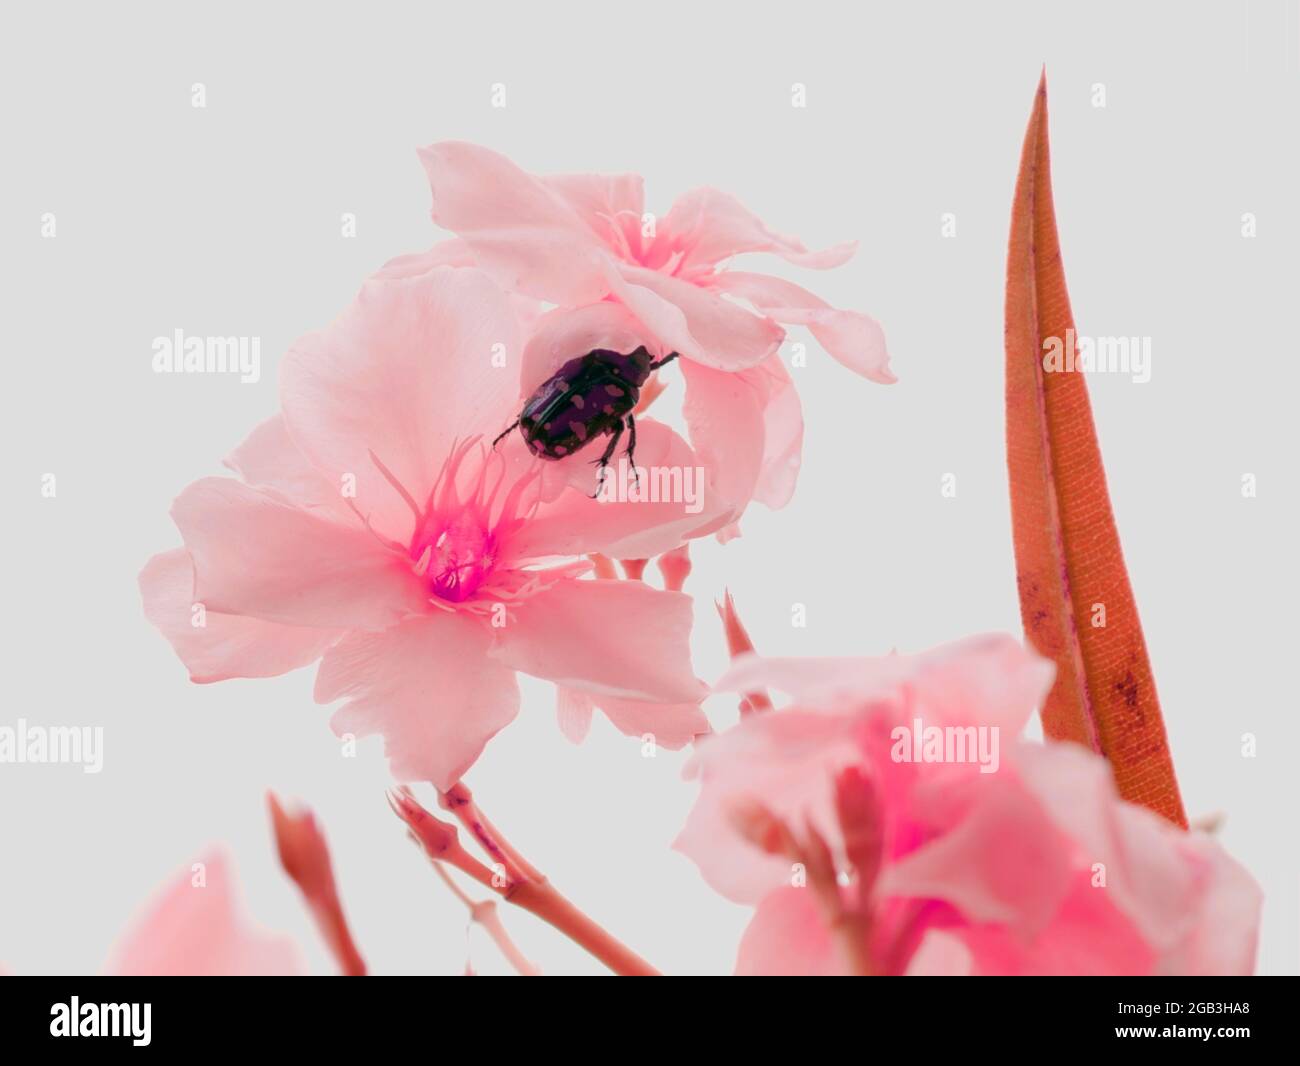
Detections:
[493, 346, 678, 491]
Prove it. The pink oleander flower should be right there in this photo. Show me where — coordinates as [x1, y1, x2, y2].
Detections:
[106, 849, 301, 976]
[675, 635, 1261, 976]
[415, 142, 893, 522]
[141, 265, 715, 788]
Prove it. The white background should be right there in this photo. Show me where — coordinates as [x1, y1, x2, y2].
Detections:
[2, 0, 1297, 975]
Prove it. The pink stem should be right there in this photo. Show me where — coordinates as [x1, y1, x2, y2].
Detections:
[589, 553, 619, 580]
[431, 862, 540, 976]
[268, 792, 367, 976]
[619, 558, 649, 581]
[389, 786, 659, 976]
[439, 781, 542, 882]
[656, 544, 692, 592]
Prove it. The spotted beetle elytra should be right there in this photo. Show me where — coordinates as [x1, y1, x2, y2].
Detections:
[493, 346, 678, 492]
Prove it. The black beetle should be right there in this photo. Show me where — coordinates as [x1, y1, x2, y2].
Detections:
[493, 346, 678, 490]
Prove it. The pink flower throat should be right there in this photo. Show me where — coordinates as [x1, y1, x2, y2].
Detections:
[366, 438, 538, 608]
[415, 515, 497, 603]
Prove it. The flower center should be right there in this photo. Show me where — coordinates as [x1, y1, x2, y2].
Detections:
[367, 437, 547, 611]
[417, 515, 496, 603]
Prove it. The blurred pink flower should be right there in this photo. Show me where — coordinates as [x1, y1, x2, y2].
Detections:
[675, 635, 1261, 976]
[141, 265, 713, 788]
[104, 848, 302, 976]
[417, 143, 892, 519]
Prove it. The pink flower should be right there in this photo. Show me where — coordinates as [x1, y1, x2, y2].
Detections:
[675, 635, 1261, 976]
[1, 849, 300, 977]
[417, 143, 893, 519]
[104, 849, 302, 976]
[141, 265, 714, 787]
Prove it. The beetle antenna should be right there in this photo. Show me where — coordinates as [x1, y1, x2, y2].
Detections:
[491, 420, 519, 450]
[647, 351, 679, 372]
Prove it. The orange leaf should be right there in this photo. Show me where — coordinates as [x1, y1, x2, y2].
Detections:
[1004, 73, 1187, 827]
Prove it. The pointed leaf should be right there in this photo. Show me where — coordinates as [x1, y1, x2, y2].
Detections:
[1004, 74, 1186, 827]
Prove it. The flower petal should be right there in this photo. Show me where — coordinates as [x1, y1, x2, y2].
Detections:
[542, 172, 646, 250]
[171, 477, 427, 631]
[420, 141, 614, 306]
[715, 634, 1054, 735]
[140, 549, 342, 682]
[680, 358, 766, 522]
[663, 186, 857, 273]
[747, 354, 804, 510]
[223, 414, 350, 516]
[707, 271, 894, 383]
[594, 694, 710, 749]
[556, 686, 596, 744]
[1016, 742, 1263, 975]
[315, 613, 520, 789]
[554, 685, 708, 749]
[613, 264, 784, 372]
[505, 418, 729, 562]
[104, 849, 303, 976]
[735, 886, 848, 976]
[879, 773, 1076, 934]
[281, 266, 524, 544]
[373, 239, 480, 279]
[954, 879, 1154, 976]
[491, 577, 703, 704]
[675, 708, 861, 904]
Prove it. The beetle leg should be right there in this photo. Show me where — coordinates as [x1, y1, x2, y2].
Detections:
[625, 414, 640, 490]
[647, 351, 679, 372]
[491, 419, 520, 450]
[589, 421, 624, 498]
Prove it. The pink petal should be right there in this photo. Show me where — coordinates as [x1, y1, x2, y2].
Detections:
[419, 142, 614, 306]
[555, 685, 708, 749]
[878, 773, 1076, 934]
[706, 271, 894, 383]
[223, 414, 350, 516]
[373, 239, 480, 278]
[735, 886, 848, 976]
[903, 929, 974, 976]
[104, 849, 303, 976]
[491, 577, 704, 704]
[505, 418, 730, 562]
[375, 242, 545, 333]
[613, 264, 784, 372]
[680, 358, 766, 522]
[542, 172, 646, 249]
[589, 693, 710, 749]
[140, 549, 342, 682]
[556, 686, 596, 744]
[663, 186, 857, 273]
[716, 634, 1054, 735]
[675, 708, 861, 904]
[281, 266, 524, 544]
[1017, 742, 1262, 974]
[956, 879, 1154, 976]
[721, 354, 805, 511]
[171, 477, 427, 631]
[315, 613, 520, 789]
[1154, 827, 1261, 976]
